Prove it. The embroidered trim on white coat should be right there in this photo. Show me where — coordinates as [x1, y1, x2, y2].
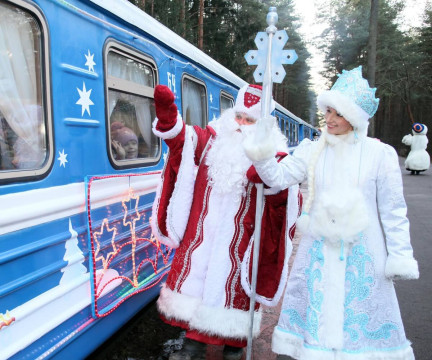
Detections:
[166, 126, 196, 245]
[150, 149, 179, 247]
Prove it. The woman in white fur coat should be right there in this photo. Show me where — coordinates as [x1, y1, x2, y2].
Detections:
[244, 66, 419, 360]
[402, 123, 430, 175]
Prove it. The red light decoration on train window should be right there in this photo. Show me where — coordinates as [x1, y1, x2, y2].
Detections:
[0, 311, 16, 330]
[86, 173, 173, 318]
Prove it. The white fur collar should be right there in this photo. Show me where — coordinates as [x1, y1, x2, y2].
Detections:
[323, 128, 360, 146]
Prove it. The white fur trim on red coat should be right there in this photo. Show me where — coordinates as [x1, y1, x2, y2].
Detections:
[157, 283, 200, 321]
[190, 301, 262, 339]
[385, 255, 419, 280]
[152, 112, 184, 139]
[157, 284, 262, 339]
[150, 172, 179, 248]
[150, 125, 196, 248]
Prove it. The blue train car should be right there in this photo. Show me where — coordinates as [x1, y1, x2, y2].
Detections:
[274, 104, 315, 153]
[0, 0, 316, 358]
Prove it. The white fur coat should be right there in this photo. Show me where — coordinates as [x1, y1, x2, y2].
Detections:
[253, 133, 418, 360]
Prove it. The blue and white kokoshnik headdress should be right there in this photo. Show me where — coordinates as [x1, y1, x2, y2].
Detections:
[317, 66, 380, 132]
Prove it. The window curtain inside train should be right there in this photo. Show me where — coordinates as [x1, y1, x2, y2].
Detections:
[108, 91, 155, 157]
[0, 3, 46, 170]
[107, 52, 158, 159]
[182, 78, 206, 128]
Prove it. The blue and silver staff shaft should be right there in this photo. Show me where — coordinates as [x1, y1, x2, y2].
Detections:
[244, 6, 297, 360]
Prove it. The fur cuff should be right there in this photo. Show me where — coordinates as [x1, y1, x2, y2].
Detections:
[243, 135, 276, 162]
[152, 113, 183, 139]
[385, 256, 419, 280]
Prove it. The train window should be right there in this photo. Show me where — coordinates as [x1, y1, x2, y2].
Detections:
[289, 123, 293, 145]
[182, 75, 207, 127]
[105, 44, 160, 166]
[278, 117, 284, 134]
[294, 123, 298, 143]
[0, 1, 53, 181]
[220, 91, 234, 112]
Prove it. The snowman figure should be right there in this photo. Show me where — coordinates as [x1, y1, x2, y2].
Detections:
[402, 123, 430, 175]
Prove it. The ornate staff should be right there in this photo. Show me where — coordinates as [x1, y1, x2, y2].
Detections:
[244, 7, 297, 360]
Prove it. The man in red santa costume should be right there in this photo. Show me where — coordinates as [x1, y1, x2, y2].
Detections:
[150, 84, 301, 360]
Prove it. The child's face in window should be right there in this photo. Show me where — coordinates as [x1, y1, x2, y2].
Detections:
[123, 139, 138, 159]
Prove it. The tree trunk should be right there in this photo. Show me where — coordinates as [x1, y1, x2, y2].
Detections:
[367, 0, 378, 137]
[180, 0, 186, 38]
[198, 0, 204, 50]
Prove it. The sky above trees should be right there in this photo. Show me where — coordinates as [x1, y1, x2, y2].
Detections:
[293, 0, 430, 92]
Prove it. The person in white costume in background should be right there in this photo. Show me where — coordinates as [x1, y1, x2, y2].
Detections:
[402, 122, 430, 175]
[244, 66, 419, 360]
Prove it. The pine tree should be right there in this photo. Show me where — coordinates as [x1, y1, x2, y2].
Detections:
[127, 0, 313, 121]
[317, 0, 427, 151]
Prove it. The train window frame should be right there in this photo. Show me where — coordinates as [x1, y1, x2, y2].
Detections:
[0, 0, 54, 183]
[277, 116, 283, 134]
[181, 74, 208, 128]
[220, 91, 234, 113]
[291, 123, 294, 144]
[104, 41, 161, 169]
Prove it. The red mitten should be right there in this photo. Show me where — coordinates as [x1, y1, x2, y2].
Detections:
[154, 85, 178, 131]
[246, 165, 263, 184]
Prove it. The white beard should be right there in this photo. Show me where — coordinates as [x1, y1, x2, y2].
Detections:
[206, 109, 254, 200]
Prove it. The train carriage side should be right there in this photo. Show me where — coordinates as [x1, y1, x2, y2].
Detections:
[274, 105, 315, 153]
[0, 0, 242, 359]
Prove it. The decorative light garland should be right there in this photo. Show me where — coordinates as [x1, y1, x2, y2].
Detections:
[0, 310, 15, 330]
[86, 172, 173, 318]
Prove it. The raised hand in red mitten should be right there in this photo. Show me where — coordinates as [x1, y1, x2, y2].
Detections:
[154, 85, 178, 131]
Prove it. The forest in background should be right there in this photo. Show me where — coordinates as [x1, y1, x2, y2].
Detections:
[129, 0, 432, 156]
